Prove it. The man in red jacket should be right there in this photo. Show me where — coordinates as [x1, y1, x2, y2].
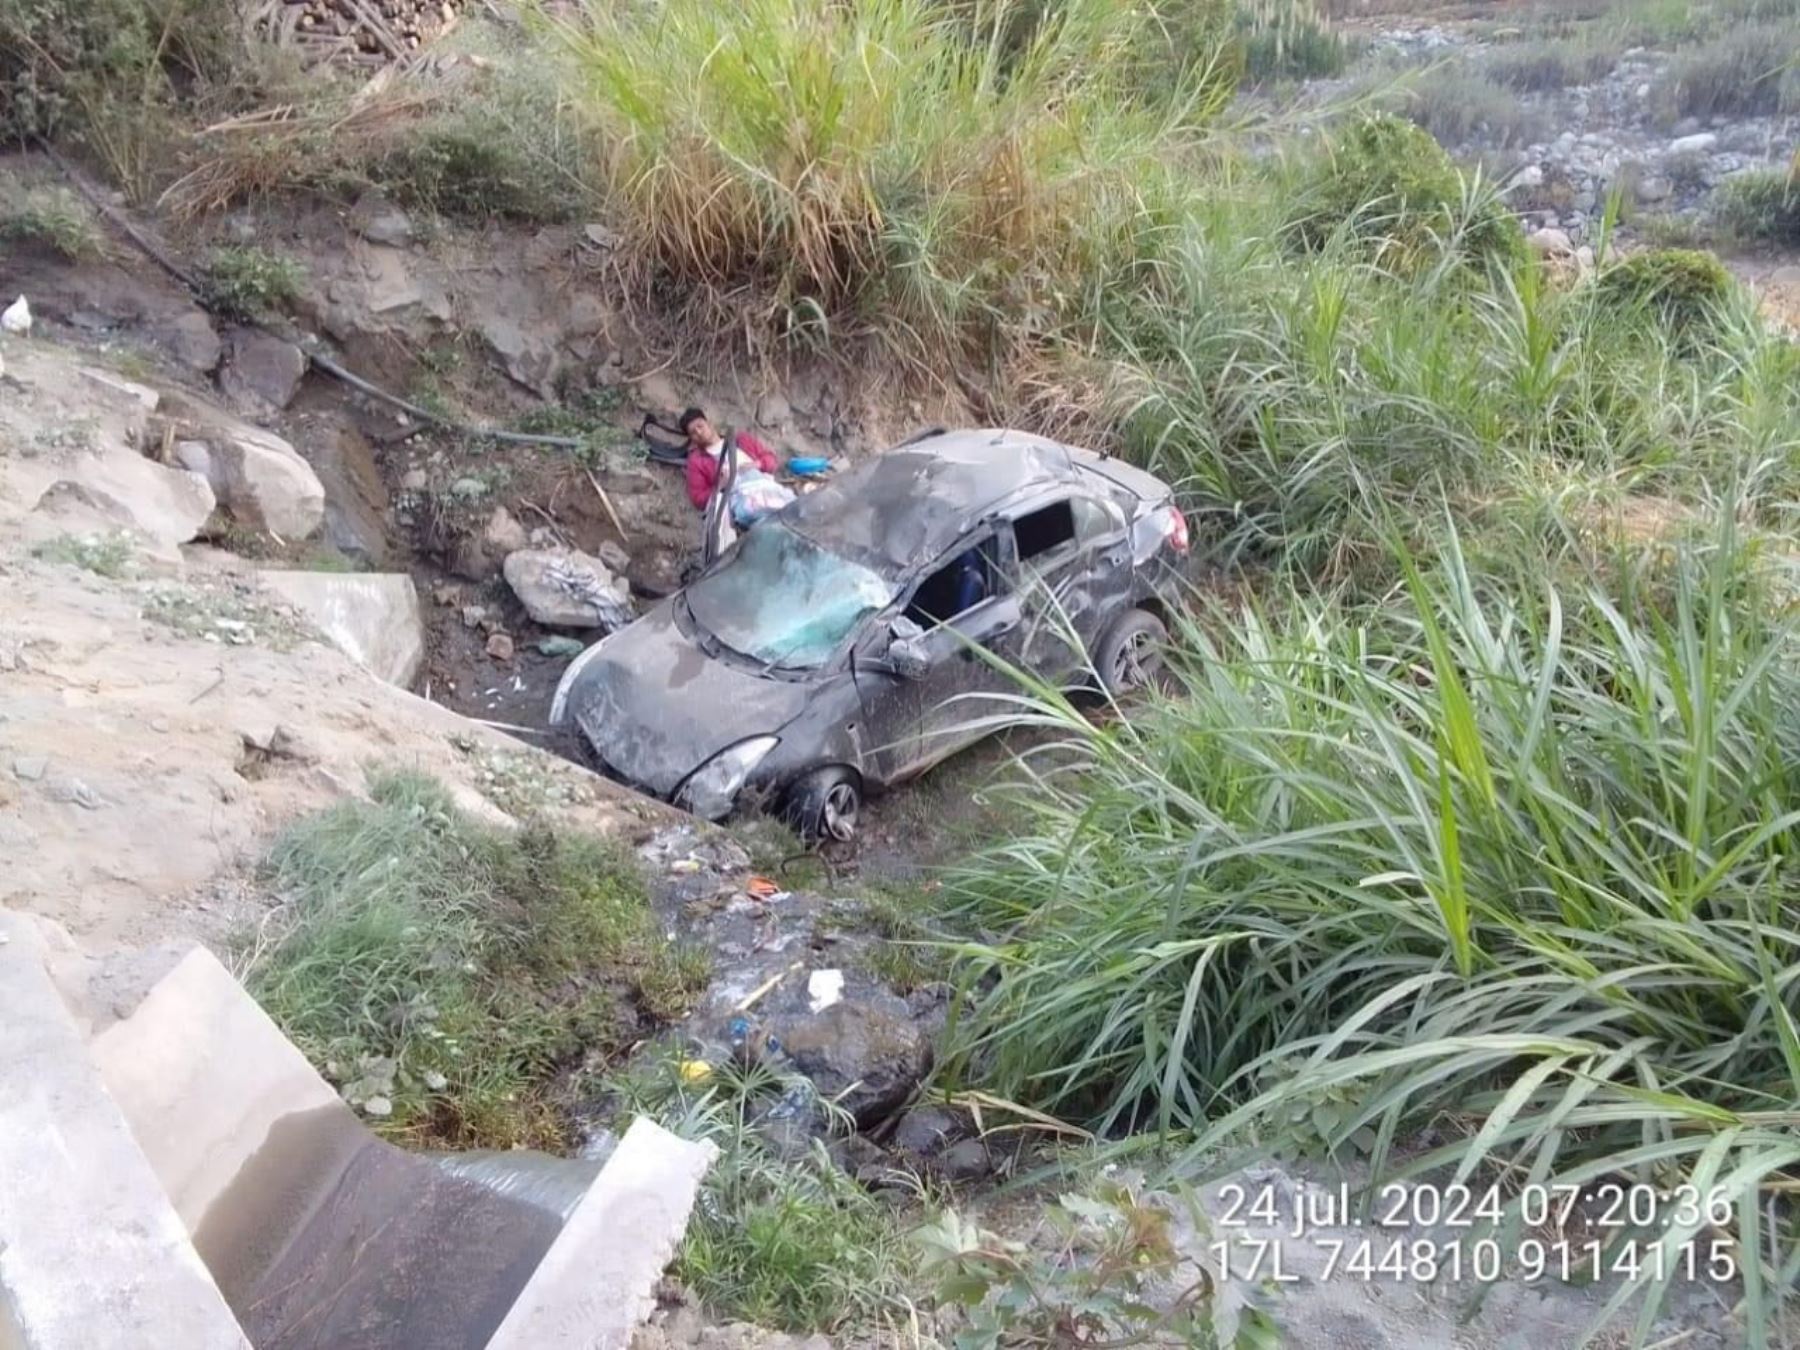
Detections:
[681, 407, 779, 511]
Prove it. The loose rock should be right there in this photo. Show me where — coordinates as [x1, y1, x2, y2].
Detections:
[485, 632, 515, 662]
[502, 549, 633, 631]
[767, 996, 931, 1127]
[218, 329, 308, 414]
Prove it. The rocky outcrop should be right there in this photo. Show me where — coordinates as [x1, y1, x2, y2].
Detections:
[217, 328, 308, 414]
[502, 548, 634, 631]
[1, 360, 214, 553]
[258, 571, 426, 687]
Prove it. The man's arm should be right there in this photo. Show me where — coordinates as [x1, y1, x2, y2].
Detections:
[685, 452, 716, 509]
[738, 432, 778, 474]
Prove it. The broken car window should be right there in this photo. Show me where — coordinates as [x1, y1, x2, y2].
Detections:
[1014, 500, 1077, 563]
[686, 523, 894, 669]
[905, 536, 1007, 629]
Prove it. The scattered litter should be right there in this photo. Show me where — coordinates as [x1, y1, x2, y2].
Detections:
[679, 1059, 713, 1083]
[807, 968, 845, 1014]
[734, 960, 803, 1012]
[746, 875, 780, 899]
[422, 1070, 449, 1092]
[536, 635, 586, 659]
[362, 1095, 394, 1118]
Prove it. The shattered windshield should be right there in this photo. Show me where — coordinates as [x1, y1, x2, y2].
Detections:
[685, 523, 895, 669]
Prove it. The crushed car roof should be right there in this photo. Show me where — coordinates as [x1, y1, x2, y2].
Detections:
[781, 428, 1084, 577]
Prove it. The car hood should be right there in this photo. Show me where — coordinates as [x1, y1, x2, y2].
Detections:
[563, 602, 811, 796]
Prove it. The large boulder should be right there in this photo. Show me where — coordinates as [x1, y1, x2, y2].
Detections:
[165, 402, 325, 541]
[217, 328, 307, 414]
[767, 994, 932, 1127]
[258, 571, 424, 687]
[502, 549, 633, 631]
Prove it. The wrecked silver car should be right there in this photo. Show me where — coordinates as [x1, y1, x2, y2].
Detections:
[550, 428, 1189, 841]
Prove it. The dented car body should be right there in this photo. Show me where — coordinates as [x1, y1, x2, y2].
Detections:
[551, 428, 1189, 840]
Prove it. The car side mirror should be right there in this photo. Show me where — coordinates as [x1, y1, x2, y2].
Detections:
[884, 616, 930, 680]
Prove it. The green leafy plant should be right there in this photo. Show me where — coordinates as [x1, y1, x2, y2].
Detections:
[201, 246, 304, 321]
[30, 532, 134, 577]
[919, 1175, 1278, 1349]
[0, 185, 104, 260]
[1287, 114, 1527, 272]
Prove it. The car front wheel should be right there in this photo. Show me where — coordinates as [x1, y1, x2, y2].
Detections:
[1095, 608, 1170, 696]
[783, 766, 862, 845]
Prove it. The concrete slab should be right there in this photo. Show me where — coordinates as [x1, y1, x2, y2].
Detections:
[483, 1118, 718, 1350]
[258, 570, 425, 686]
[0, 913, 250, 1350]
[88, 946, 349, 1247]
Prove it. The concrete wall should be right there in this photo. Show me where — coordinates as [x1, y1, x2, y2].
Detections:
[0, 914, 250, 1350]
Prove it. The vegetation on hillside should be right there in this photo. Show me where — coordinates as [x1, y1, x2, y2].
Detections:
[247, 772, 709, 1150]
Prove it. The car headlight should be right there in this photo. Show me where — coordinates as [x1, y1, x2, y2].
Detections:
[549, 638, 610, 725]
[676, 736, 779, 820]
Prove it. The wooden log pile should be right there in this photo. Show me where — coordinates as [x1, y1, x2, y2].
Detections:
[252, 0, 462, 66]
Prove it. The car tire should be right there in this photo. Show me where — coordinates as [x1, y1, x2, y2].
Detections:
[1095, 608, 1170, 697]
[783, 767, 862, 845]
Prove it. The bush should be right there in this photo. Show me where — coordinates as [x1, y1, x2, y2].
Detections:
[248, 772, 709, 1149]
[1594, 247, 1735, 333]
[0, 0, 240, 197]
[551, 0, 1234, 367]
[200, 246, 304, 320]
[1288, 114, 1527, 272]
[1649, 22, 1800, 126]
[1392, 65, 1546, 149]
[1715, 166, 1800, 245]
[1239, 11, 1347, 83]
[0, 184, 103, 260]
[1483, 39, 1618, 92]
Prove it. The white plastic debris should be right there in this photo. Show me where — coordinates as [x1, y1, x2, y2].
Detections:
[807, 968, 844, 1014]
[1, 296, 30, 336]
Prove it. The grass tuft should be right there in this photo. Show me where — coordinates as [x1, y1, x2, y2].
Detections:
[608, 1054, 911, 1332]
[1716, 166, 1800, 246]
[30, 532, 134, 577]
[246, 772, 708, 1150]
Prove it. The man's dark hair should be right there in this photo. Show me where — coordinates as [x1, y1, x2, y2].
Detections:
[678, 407, 707, 435]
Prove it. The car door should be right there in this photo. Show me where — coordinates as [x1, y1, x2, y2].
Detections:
[1011, 493, 1130, 681]
[855, 528, 1024, 783]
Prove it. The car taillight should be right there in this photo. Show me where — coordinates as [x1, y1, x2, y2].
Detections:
[1162, 504, 1189, 556]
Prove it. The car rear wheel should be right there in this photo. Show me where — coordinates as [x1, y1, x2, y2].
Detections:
[1095, 608, 1170, 696]
[783, 767, 862, 845]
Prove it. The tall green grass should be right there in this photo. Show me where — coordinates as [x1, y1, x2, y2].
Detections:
[938, 517, 1800, 1329]
[1093, 173, 1796, 576]
[549, 0, 1233, 367]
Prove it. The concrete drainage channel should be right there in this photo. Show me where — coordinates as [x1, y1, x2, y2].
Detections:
[0, 912, 715, 1350]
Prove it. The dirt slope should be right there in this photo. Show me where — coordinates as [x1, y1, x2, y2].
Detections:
[0, 335, 662, 956]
